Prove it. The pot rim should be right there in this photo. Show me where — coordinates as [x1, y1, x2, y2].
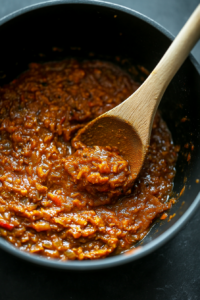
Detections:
[0, 0, 200, 271]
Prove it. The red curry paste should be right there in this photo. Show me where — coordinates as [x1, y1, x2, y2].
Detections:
[0, 59, 177, 260]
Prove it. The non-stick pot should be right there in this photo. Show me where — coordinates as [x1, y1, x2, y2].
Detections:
[0, 0, 199, 270]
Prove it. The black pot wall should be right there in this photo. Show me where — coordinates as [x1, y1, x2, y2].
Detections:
[0, 0, 200, 269]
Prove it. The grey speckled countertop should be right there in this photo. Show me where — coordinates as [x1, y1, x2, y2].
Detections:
[0, 1, 200, 300]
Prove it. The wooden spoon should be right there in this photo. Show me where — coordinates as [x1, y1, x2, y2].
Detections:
[73, 5, 200, 181]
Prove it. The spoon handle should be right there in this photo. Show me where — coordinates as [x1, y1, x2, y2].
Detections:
[110, 5, 200, 146]
[152, 4, 200, 92]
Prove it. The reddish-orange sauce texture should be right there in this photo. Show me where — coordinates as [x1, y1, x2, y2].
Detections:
[0, 59, 177, 260]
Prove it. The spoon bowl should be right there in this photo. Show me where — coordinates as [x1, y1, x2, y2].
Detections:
[73, 114, 144, 181]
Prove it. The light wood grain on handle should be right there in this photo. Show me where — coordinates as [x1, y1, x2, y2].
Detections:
[154, 3, 200, 90]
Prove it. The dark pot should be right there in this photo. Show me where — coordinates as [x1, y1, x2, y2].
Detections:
[0, 0, 199, 270]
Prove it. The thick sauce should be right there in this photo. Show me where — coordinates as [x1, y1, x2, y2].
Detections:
[65, 146, 133, 206]
[0, 59, 177, 260]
